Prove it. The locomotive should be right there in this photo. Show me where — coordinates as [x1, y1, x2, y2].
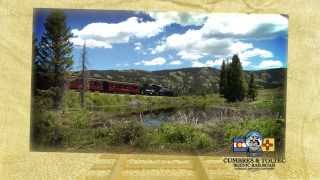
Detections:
[140, 84, 174, 96]
[68, 78, 174, 96]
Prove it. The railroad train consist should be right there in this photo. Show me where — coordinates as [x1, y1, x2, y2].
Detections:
[68, 78, 174, 96]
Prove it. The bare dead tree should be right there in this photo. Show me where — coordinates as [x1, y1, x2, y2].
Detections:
[80, 42, 88, 108]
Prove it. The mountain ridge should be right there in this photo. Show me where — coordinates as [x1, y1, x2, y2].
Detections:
[71, 67, 286, 95]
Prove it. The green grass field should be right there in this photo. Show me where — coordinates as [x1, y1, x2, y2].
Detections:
[32, 88, 285, 155]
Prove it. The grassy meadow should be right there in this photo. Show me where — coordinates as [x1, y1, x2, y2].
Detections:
[31, 88, 285, 155]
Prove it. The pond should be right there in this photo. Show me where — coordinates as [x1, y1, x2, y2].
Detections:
[142, 111, 174, 127]
[91, 106, 278, 128]
[139, 106, 278, 127]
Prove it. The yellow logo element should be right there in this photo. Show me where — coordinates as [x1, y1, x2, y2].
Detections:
[262, 138, 275, 152]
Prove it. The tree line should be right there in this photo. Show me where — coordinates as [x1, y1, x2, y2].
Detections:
[219, 55, 257, 102]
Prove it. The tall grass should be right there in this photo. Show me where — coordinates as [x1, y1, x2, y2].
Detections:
[32, 88, 285, 153]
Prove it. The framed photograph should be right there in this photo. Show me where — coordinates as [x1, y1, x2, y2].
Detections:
[1, 1, 319, 179]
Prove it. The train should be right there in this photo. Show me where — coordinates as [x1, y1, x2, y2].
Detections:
[68, 78, 174, 96]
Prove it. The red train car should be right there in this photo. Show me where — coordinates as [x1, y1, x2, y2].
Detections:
[68, 78, 140, 95]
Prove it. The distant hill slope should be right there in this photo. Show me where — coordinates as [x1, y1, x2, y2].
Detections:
[246, 68, 286, 88]
[72, 67, 286, 95]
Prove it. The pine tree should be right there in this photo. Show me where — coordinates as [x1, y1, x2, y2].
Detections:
[33, 36, 40, 93]
[248, 73, 258, 101]
[219, 60, 227, 96]
[36, 10, 73, 109]
[224, 55, 247, 102]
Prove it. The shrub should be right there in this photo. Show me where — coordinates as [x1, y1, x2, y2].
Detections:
[94, 128, 111, 139]
[134, 130, 156, 149]
[68, 110, 90, 129]
[160, 123, 194, 144]
[31, 111, 64, 146]
[192, 132, 213, 149]
[159, 123, 213, 150]
[33, 90, 55, 110]
[110, 121, 145, 145]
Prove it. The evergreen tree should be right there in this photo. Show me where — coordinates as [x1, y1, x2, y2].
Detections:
[33, 36, 40, 93]
[224, 55, 247, 102]
[219, 60, 227, 96]
[36, 10, 73, 109]
[248, 73, 258, 101]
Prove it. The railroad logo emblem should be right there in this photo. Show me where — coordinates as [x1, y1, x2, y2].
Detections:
[261, 138, 275, 152]
[233, 137, 247, 152]
[245, 131, 262, 153]
[232, 131, 276, 155]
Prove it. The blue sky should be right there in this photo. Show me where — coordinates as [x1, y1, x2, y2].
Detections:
[34, 9, 288, 71]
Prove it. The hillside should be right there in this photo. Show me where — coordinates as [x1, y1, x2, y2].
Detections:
[246, 68, 287, 88]
[71, 67, 286, 96]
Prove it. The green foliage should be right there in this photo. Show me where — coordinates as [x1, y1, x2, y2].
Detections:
[33, 90, 55, 110]
[192, 132, 214, 149]
[34, 10, 73, 109]
[64, 90, 225, 114]
[32, 86, 285, 153]
[248, 73, 258, 101]
[158, 123, 213, 150]
[219, 60, 227, 96]
[68, 110, 90, 129]
[160, 123, 194, 144]
[31, 111, 64, 146]
[110, 121, 145, 145]
[223, 55, 247, 102]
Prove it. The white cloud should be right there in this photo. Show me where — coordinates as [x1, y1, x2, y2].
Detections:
[71, 17, 167, 48]
[137, 57, 167, 66]
[191, 56, 254, 69]
[134, 42, 142, 46]
[201, 13, 288, 39]
[70, 12, 286, 71]
[206, 59, 224, 67]
[240, 59, 251, 68]
[71, 12, 209, 49]
[258, 60, 283, 69]
[71, 37, 112, 49]
[239, 48, 273, 60]
[229, 42, 254, 55]
[134, 42, 142, 51]
[177, 50, 204, 61]
[71, 12, 287, 53]
[156, 30, 233, 60]
[151, 44, 166, 54]
[152, 29, 257, 61]
[191, 61, 206, 67]
[191, 59, 224, 67]
[148, 12, 207, 27]
[169, 60, 182, 65]
[149, 13, 286, 68]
